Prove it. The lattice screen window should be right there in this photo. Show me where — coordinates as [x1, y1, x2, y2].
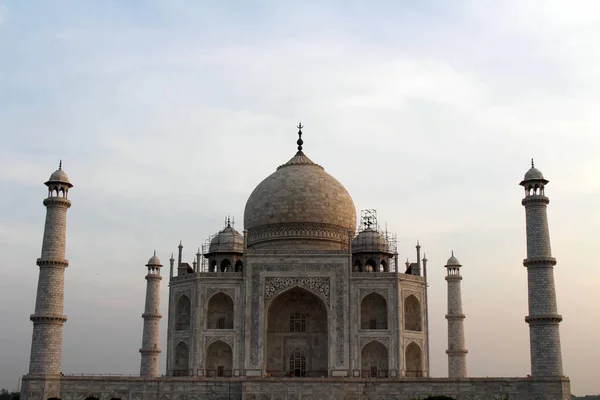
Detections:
[289, 312, 306, 332]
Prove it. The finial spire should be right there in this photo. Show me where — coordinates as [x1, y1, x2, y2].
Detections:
[227, 216, 231, 227]
[452, 250, 454, 257]
[531, 158, 535, 168]
[153, 250, 156, 256]
[296, 122, 304, 153]
[59, 160, 62, 170]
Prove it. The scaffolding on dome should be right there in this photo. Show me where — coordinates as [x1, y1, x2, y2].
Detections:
[356, 209, 398, 271]
[200, 234, 217, 272]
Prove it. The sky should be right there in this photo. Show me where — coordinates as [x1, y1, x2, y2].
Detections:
[0, 0, 599, 395]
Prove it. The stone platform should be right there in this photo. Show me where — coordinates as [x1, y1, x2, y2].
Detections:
[21, 375, 571, 400]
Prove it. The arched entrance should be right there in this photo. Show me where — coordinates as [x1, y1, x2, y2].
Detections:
[266, 287, 328, 377]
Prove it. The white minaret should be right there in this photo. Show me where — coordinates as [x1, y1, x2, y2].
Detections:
[445, 251, 467, 378]
[29, 162, 73, 375]
[139, 251, 162, 377]
[520, 161, 563, 376]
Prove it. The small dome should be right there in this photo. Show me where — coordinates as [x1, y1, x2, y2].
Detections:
[147, 252, 162, 266]
[208, 224, 244, 254]
[352, 228, 391, 253]
[524, 167, 544, 181]
[446, 252, 461, 267]
[46, 161, 73, 187]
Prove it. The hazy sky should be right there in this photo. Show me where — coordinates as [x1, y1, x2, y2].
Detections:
[1, 0, 599, 395]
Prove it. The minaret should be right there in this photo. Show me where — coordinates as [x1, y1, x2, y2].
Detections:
[520, 161, 563, 376]
[445, 251, 467, 378]
[28, 161, 73, 375]
[139, 251, 162, 377]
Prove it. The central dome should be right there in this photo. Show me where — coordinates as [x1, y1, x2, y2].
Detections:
[244, 150, 356, 250]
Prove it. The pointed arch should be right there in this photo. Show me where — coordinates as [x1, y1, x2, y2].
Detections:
[361, 340, 388, 378]
[380, 259, 388, 272]
[405, 342, 422, 377]
[234, 259, 243, 272]
[175, 295, 191, 331]
[361, 292, 388, 330]
[365, 259, 376, 272]
[353, 259, 362, 272]
[207, 292, 234, 329]
[404, 294, 422, 331]
[205, 340, 233, 377]
[220, 258, 231, 272]
[174, 341, 190, 376]
[209, 259, 217, 272]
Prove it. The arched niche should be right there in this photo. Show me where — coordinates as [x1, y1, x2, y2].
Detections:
[405, 342, 423, 377]
[360, 292, 388, 330]
[207, 292, 234, 329]
[209, 260, 217, 272]
[404, 294, 422, 331]
[175, 295, 191, 331]
[266, 287, 328, 377]
[206, 340, 233, 377]
[220, 259, 231, 272]
[361, 341, 388, 378]
[174, 341, 189, 376]
[235, 259, 243, 272]
[365, 259, 376, 272]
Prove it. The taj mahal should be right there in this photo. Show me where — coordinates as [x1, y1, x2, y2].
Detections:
[21, 125, 571, 400]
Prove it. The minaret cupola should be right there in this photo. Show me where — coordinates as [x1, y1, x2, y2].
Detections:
[520, 159, 548, 197]
[45, 160, 73, 198]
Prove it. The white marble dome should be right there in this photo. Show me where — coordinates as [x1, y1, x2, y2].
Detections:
[146, 253, 161, 266]
[523, 167, 544, 181]
[352, 228, 391, 253]
[209, 224, 244, 254]
[243, 151, 356, 249]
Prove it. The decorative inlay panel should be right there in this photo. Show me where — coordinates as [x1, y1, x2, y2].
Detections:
[247, 222, 349, 247]
[406, 337, 423, 349]
[206, 287, 235, 300]
[265, 277, 330, 304]
[403, 289, 421, 300]
[359, 288, 388, 300]
[360, 336, 389, 349]
[205, 335, 234, 348]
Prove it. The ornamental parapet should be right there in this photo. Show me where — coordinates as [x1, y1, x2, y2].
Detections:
[523, 257, 557, 267]
[36, 258, 69, 268]
[525, 314, 563, 324]
[30, 314, 67, 324]
[351, 272, 425, 282]
[521, 196, 549, 206]
[171, 272, 243, 281]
